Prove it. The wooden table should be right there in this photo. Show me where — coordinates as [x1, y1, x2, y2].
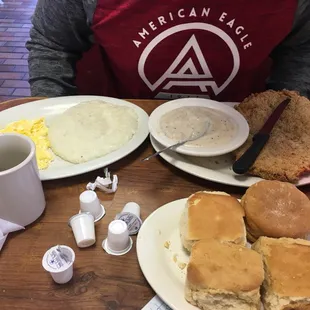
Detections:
[0, 98, 309, 310]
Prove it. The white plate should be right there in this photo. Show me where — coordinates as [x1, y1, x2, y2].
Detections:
[137, 198, 193, 310]
[150, 135, 310, 188]
[137, 199, 264, 310]
[0, 96, 149, 181]
[148, 98, 249, 157]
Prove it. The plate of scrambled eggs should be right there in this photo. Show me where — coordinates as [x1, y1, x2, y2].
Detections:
[0, 96, 149, 181]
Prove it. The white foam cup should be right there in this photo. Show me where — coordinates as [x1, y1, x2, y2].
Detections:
[79, 190, 105, 222]
[115, 202, 142, 235]
[68, 212, 96, 248]
[42, 245, 75, 284]
[122, 202, 140, 218]
[102, 220, 132, 255]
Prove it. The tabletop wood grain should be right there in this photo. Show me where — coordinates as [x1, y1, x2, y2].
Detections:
[0, 98, 309, 310]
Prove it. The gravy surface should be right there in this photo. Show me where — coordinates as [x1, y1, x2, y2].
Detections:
[160, 106, 238, 148]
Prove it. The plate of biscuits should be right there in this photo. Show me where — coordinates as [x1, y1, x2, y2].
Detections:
[137, 180, 310, 310]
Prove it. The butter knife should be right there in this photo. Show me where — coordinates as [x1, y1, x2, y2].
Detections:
[232, 97, 291, 175]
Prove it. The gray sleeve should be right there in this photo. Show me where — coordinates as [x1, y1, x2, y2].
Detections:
[26, 0, 95, 97]
[267, 1, 310, 98]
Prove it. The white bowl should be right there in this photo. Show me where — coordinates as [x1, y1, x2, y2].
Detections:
[148, 98, 249, 157]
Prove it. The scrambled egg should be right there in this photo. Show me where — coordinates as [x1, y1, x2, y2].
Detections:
[0, 118, 53, 169]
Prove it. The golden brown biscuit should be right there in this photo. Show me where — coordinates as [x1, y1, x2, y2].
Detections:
[185, 239, 264, 310]
[241, 180, 310, 241]
[180, 191, 246, 251]
[253, 237, 310, 310]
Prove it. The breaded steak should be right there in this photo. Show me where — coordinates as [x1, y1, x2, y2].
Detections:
[234, 90, 310, 183]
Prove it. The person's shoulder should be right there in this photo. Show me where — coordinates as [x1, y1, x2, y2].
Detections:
[294, 0, 310, 28]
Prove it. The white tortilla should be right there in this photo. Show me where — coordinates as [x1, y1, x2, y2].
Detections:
[48, 101, 138, 164]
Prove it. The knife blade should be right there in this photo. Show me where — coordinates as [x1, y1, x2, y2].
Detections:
[232, 97, 291, 175]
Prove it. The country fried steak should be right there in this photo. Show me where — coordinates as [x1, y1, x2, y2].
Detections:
[234, 90, 310, 183]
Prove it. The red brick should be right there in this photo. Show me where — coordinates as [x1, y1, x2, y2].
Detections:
[14, 47, 28, 53]
[7, 27, 29, 32]
[13, 33, 30, 38]
[0, 64, 16, 71]
[0, 88, 14, 95]
[0, 47, 16, 52]
[12, 88, 30, 96]
[0, 72, 24, 79]
[1, 14, 25, 18]
[0, 37, 29, 42]
[3, 2, 23, 5]
[0, 52, 23, 58]
[13, 65, 28, 72]
[5, 42, 25, 47]
[15, 8, 34, 12]
[2, 80, 29, 88]
[0, 9, 16, 12]
[4, 59, 28, 65]
[0, 24, 24, 28]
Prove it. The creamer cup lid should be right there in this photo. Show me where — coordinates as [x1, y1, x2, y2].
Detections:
[42, 245, 75, 273]
[115, 212, 142, 235]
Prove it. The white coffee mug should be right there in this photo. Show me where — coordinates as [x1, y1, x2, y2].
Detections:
[0, 133, 46, 226]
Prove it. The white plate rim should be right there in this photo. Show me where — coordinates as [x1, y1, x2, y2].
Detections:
[0, 96, 149, 181]
[150, 135, 310, 188]
[137, 198, 194, 310]
[148, 98, 249, 157]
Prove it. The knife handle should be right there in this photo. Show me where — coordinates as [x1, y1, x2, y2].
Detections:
[232, 133, 269, 175]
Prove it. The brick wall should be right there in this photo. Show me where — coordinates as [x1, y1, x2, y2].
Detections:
[0, 0, 35, 102]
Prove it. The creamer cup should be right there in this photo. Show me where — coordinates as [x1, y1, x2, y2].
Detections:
[42, 245, 75, 284]
[115, 202, 142, 235]
[102, 220, 132, 256]
[122, 202, 140, 218]
[68, 212, 96, 248]
[79, 190, 105, 222]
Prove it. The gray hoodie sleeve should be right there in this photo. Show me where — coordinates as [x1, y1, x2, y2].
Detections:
[267, 1, 310, 98]
[26, 0, 94, 97]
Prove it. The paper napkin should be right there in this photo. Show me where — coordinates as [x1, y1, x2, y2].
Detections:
[0, 218, 24, 251]
[142, 295, 171, 310]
